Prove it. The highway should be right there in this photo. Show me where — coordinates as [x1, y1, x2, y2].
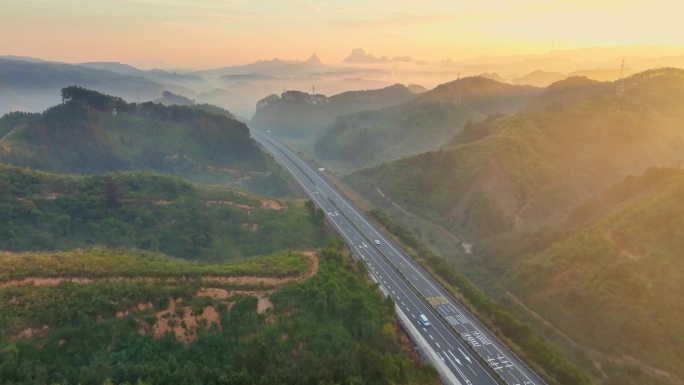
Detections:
[253, 130, 545, 385]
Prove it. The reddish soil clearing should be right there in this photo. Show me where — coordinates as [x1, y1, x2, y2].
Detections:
[7, 251, 320, 344]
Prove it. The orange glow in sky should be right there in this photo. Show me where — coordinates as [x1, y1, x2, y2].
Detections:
[1, 0, 683, 68]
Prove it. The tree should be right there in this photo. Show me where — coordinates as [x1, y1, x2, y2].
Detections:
[61, 86, 125, 112]
[104, 178, 121, 208]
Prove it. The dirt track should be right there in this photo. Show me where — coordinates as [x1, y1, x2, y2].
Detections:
[0, 251, 320, 289]
[8, 251, 320, 345]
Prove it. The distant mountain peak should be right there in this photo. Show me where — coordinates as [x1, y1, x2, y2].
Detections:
[344, 48, 372, 63]
[305, 53, 323, 65]
[343, 48, 413, 64]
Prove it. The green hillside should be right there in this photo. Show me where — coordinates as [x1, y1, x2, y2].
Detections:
[249, 84, 418, 147]
[523, 76, 613, 111]
[310, 76, 551, 173]
[0, 247, 438, 385]
[414, 76, 540, 115]
[314, 101, 484, 171]
[348, 68, 684, 238]
[0, 87, 293, 196]
[480, 167, 684, 382]
[0, 165, 326, 260]
[344, 69, 684, 385]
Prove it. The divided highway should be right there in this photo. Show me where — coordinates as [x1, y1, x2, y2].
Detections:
[253, 130, 545, 385]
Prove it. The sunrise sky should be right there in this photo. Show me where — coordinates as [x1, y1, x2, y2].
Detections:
[2, 0, 683, 69]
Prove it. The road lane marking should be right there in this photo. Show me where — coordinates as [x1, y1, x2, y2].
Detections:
[448, 350, 462, 365]
[258, 135, 505, 385]
[458, 348, 472, 363]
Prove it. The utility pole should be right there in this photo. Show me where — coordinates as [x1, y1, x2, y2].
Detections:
[616, 59, 626, 96]
[455, 72, 462, 104]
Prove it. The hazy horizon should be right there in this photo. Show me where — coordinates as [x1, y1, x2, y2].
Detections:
[2, 0, 684, 69]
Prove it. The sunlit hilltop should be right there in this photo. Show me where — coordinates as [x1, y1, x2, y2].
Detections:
[0, 2, 683, 385]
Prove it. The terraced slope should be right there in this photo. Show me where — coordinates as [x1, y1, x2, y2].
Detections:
[0, 247, 439, 385]
[0, 165, 326, 260]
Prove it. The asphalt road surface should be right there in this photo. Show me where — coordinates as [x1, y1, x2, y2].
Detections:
[253, 130, 545, 385]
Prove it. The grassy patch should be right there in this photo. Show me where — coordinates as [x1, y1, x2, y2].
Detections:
[0, 248, 311, 282]
[0, 246, 439, 385]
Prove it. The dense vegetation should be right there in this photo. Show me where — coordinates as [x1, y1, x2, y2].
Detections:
[368, 209, 591, 385]
[314, 101, 484, 171]
[0, 165, 326, 260]
[413, 76, 540, 115]
[249, 84, 418, 148]
[0, 86, 293, 196]
[0, 247, 439, 385]
[479, 167, 684, 381]
[345, 69, 684, 385]
[522, 76, 612, 111]
[348, 68, 684, 238]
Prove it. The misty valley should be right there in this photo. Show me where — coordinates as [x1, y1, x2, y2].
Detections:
[1, 2, 683, 385]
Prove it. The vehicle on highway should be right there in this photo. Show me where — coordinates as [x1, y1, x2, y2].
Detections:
[419, 314, 431, 327]
[374, 239, 381, 245]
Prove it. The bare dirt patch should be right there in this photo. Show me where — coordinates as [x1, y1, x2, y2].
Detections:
[256, 295, 273, 313]
[197, 288, 273, 314]
[260, 198, 284, 210]
[205, 191, 284, 211]
[197, 288, 233, 299]
[206, 200, 253, 210]
[143, 298, 222, 344]
[116, 302, 154, 318]
[13, 325, 49, 341]
[4, 251, 320, 344]
[242, 222, 260, 231]
[299, 250, 320, 279]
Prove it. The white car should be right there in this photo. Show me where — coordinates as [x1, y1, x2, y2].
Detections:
[374, 240, 381, 245]
[419, 314, 431, 327]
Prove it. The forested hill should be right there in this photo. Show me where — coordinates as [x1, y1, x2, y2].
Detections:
[0, 86, 291, 196]
[413, 76, 540, 115]
[313, 101, 484, 172]
[0, 165, 326, 260]
[310, 76, 538, 172]
[343, 68, 684, 385]
[478, 167, 684, 383]
[249, 84, 418, 144]
[347, 68, 684, 238]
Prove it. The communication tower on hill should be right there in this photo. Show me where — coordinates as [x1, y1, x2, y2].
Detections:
[455, 73, 462, 104]
[616, 59, 626, 96]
